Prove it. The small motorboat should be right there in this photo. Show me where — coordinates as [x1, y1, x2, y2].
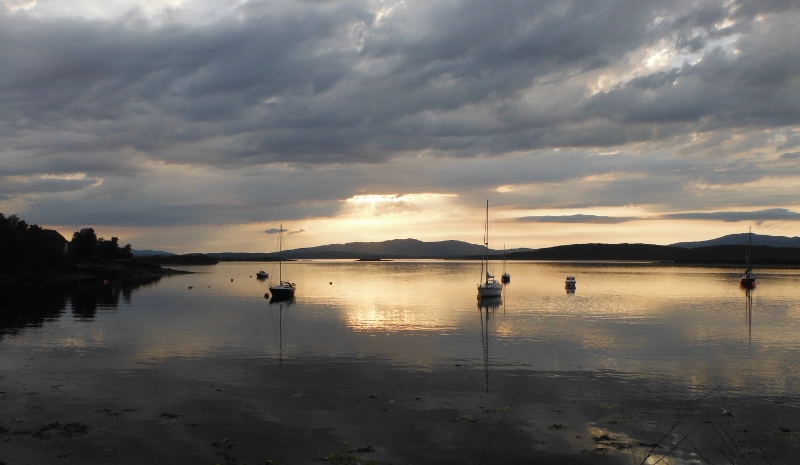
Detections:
[256, 270, 269, 279]
[565, 276, 576, 288]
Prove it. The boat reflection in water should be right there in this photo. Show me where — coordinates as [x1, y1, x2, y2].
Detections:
[478, 296, 501, 393]
[268, 297, 294, 364]
[741, 285, 753, 344]
[565, 276, 576, 294]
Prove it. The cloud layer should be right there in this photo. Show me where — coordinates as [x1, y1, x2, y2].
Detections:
[1, 0, 799, 249]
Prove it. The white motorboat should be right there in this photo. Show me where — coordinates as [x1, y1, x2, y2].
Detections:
[478, 201, 502, 299]
[269, 224, 296, 300]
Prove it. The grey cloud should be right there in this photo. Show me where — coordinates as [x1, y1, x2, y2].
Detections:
[6, 0, 777, 167]
[663, 208, 800, 222]
[781, 152, 800, 159]
[3, 1, 800, 230]
[510, 214, 638, 224]
[288, 229, 306, 235]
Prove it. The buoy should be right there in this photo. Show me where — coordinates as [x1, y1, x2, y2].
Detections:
[188, 286, 193, 289]
[330, 282, 332, 285]
[231, 278, 234, 282]
[264, 293, 269, 299]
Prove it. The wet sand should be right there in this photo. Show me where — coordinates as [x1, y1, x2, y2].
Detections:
[2, 353, 799, 464]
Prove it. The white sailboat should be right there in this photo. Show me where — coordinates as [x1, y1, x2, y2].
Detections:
[478, 201, 502, 299]
[269, 224, 296, 300]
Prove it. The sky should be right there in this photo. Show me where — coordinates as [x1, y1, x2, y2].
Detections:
[1, 0, 799, 253]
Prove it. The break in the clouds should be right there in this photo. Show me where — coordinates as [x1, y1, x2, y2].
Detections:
[1, 0, 800, 250]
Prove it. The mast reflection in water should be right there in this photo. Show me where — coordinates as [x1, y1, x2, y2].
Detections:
[478, 296, 501, 393]
[268, 297, 294, 365]
[742, 285, 753, 344]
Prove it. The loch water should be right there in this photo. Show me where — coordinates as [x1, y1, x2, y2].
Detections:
[2, 260, 800, 464]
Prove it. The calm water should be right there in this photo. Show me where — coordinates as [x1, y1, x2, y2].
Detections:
[2, 260, 800, 463]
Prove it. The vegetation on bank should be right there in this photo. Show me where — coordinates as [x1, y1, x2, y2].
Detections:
[0, 213, 167, 282]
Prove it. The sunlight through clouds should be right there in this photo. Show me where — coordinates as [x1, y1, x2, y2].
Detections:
[2, 0, 800, 251]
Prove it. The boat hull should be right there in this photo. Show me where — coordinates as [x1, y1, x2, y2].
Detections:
[478, 283, 502, 298]
[269, 283, 296, 300]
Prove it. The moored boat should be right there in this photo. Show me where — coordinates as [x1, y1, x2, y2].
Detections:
[269, 224, 296, 300]
[501, 244, 510, 284]
[478, 201, 502, 299]
[740, 228, 756, 288]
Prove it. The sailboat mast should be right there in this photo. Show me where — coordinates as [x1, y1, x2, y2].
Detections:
[279, 223, 283, 282]
[747, 227, 752, 273]
[483, 201, 489, 284]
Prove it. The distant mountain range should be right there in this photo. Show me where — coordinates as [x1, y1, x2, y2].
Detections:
[205, 239, 531, 261]
[133, 234, 800, 264]
[670, 233, 800, 249]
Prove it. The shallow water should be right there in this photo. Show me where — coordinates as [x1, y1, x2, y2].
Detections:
[2, 260, 800, 464]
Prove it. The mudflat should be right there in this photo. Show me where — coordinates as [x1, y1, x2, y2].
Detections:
[2, 354, 798, 464]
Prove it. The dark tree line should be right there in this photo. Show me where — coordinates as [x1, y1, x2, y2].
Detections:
[68, 228, 132, 262]
[1, 213, 133, 275]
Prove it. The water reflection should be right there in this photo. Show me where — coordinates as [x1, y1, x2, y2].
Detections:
[742, 285, 753, 344]
[478, 296, 501, 393]
[0, 277, 162, 335]
[268, 298, 293, 364]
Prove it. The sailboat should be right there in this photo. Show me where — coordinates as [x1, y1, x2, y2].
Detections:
[478, 201, 502, 299]
[269, 224, 296, 300]
[740, 228, 756, 288]
[501, 244, 510, 284]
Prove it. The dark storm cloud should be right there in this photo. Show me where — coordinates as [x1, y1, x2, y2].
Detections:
[511, 214, 638, 224]
[663, 208, 800, 222]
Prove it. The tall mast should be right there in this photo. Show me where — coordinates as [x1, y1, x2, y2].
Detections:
[747, 226, 752, 273]
[483, 200, 489, 284]
[279, 223, 283, 282]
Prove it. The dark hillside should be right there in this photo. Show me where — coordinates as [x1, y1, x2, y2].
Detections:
[506, 244, 687, 261]
[504, 243, 800, 265]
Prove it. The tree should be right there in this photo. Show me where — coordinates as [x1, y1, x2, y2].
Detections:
[70, 228, 98, 262]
